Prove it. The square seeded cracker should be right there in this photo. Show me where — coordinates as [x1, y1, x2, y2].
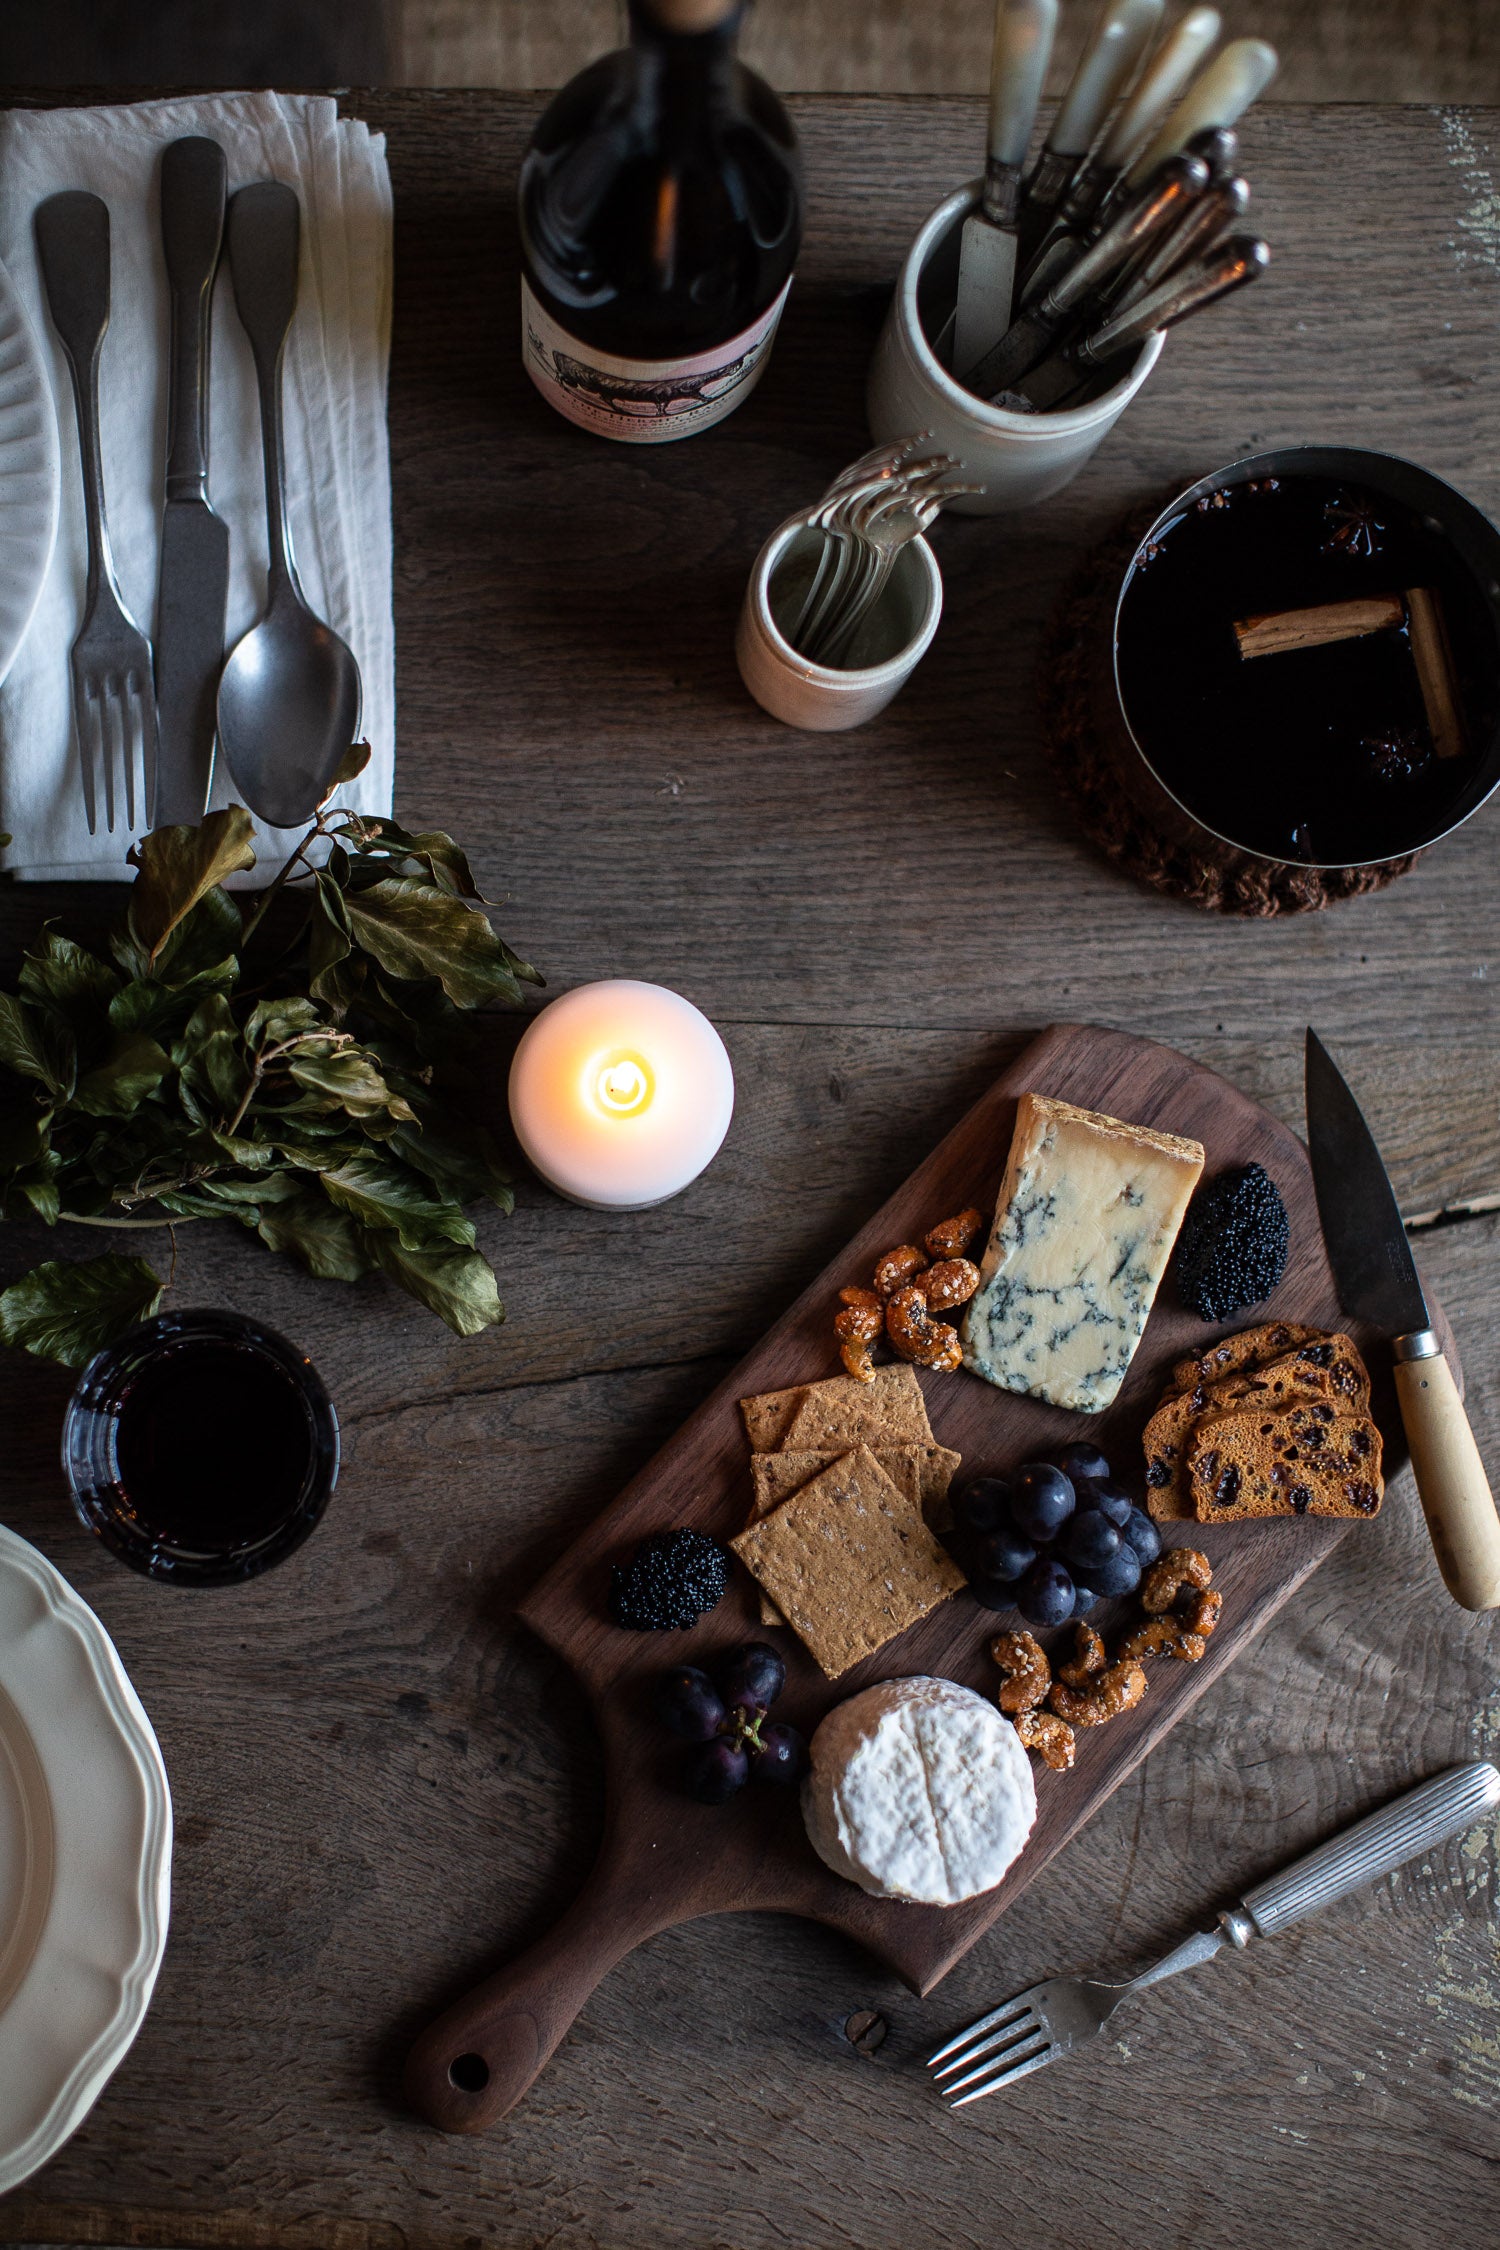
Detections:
[779, 1363, 933, 1451]
[746, 1443, 963, 1626]
[730, 1444, 965, 1679]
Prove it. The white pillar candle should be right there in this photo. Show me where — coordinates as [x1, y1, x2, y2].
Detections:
[507, 979, 735, 1210]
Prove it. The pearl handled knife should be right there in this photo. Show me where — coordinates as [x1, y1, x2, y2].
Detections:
[1122, 34, 1278, 191]
[954, 0, 1059, 382]
[1306, 1029, 1500, 1612]
[1016, 0, 1163, 258]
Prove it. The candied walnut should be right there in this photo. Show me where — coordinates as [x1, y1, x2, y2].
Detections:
[1142, 1547, 1213, 1614]
[886, 1283, 962, 1372]
[872, 1244, 928, 1298]
[1048, 1660, 1147, 1729]
[990, 1629, 1050, 1713]
[1057, 1622, 1106, 1689]
[1120, 1616, 1208, 1663]
[920, 1257, 980, 1312]
[1186, 1589, 1223, 1638]
[834, 1292, 883, 1345]
[1015, 1708, 1075, 1771]
[924, 1209, 984, 1262]
[839, 1337, 876, 1384]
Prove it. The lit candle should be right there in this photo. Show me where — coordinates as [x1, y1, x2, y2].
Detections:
[507, 979, 735, 1210]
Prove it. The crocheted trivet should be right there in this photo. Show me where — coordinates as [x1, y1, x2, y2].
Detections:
[1037, 510, 1421, 917]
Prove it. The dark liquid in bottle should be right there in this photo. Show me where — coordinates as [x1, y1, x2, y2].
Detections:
[113, 1340, 314, 1551]
[1117, 474, 1500, 863]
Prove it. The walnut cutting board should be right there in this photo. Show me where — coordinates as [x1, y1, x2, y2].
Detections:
[404, 1024, 1454, 2131]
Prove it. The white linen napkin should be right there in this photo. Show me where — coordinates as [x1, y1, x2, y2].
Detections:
[0, 91, 394, 882]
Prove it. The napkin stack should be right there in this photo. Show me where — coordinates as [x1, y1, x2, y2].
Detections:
[0, 92, 394, 881]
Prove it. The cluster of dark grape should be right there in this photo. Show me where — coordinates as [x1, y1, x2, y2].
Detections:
[948, 1444, 1162, 1628]
[654, 1642, 808, 1804]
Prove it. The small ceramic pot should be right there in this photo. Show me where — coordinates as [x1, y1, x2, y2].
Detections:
[736, 516, 942, 731]
[867, 180, 1164, 517]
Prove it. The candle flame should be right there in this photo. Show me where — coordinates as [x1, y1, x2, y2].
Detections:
[593, 1053, 654, 1117]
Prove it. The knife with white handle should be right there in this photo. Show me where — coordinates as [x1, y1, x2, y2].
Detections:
[954, 0, 1059, 380]
[1017, 0, 1162, 256]
[1059, 4, 1221, 230]
[1123, 34, 1278, 190]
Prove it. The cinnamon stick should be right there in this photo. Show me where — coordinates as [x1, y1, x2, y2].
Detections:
[1234, 594, 1405, 660]
[1405, 584, 1467, 760]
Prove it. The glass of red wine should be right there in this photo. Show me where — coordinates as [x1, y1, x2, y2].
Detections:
[62, 1310, 339, 1585]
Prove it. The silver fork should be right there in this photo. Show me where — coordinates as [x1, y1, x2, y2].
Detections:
[36, 191, 159, 835]
[930, 1760, 1500, 2108]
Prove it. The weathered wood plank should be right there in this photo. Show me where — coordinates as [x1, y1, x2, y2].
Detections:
[0, 93, 1495, 2250]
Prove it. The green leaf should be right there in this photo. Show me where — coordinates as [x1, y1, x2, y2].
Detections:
[0, 1254, 164, 1369]
[285, 1040, 416, 1124]
[255, 1183, 375, 1282]
[369, 1232, 502, 1336]
[110, 957, 239, 1040]
[341, 879, 533, 1009]
[391, 1103, 513, 1212]
[319, 1154, 476, 1250]
[307, 873, 353, 1006]
[15, 1159, 62, 1225]
[246, 997, 322, 1049]
[71, 1030, 170, 1118]
[0, 992, 75, 1100]
[173, 995, 251, 1115]
[126, 809, 257, 963]
[19, 929, 120, 1021]
[326, 740, 371, 794]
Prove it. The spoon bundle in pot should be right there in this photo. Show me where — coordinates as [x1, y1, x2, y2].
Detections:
[952, 4, 1278, 414]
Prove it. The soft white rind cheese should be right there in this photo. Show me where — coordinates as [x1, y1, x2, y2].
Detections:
[801, 1676, 1036, 1906]
[961, 1091, 1204, 1414]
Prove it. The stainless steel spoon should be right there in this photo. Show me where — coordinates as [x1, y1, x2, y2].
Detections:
[217, 181, 361, 827]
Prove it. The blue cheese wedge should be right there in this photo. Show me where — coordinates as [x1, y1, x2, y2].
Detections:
[961, 1092, 1204, 1413]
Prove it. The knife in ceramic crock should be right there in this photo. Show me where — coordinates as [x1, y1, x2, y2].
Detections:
[153, 135, 229, 827]
[953, 0, 1059, 382]
[1306, 1029, 1500, 1611]
[1016, 0, 1163, 261]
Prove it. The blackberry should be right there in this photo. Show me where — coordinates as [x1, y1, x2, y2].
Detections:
[609, 1529, 728, 1631]
[1175, 1162, 1290, 1322]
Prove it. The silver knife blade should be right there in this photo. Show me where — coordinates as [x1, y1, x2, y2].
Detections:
[1305, 1028, 1430, 1339]
[155, 499, 229, 825]
[154, 135, 228, 827]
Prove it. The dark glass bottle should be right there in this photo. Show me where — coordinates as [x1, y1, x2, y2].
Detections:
[518, 0, 802, 442]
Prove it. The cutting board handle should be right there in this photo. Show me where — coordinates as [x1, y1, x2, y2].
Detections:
[403, 1834, 685, 2130]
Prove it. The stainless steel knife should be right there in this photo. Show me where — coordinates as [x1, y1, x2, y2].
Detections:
[1306, 1029, 1500, 1611]
[153, 135, 229, 828]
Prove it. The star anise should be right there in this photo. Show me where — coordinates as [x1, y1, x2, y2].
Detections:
[1322, 492, 1384, 558]
[1362, 728, 1431, 784]
[1195, 488, 1232, 513]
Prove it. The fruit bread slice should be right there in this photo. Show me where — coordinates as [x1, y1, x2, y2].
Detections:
[1145, 1335, 1373, 1521]
[1184, 1399, 1384, 1522]
[1167, 1320, 1324, 1398]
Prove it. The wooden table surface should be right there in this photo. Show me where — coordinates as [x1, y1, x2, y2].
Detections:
[1, 89, 1498, 2250]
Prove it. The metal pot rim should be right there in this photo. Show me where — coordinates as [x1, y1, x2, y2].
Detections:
[1110, 443, 1500, 868]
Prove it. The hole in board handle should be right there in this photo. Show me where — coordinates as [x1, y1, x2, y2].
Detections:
[449, 2052, 490, 2092]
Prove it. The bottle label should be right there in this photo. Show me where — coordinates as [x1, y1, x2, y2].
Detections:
[521, 277, 791, 443]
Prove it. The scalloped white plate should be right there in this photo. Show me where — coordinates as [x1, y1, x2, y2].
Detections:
[0, 1524, 171, 2191]
[0, 251, 60, 690]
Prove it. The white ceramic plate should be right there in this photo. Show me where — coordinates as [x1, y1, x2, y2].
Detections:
[0, 252, 60, 690]
[0, 1524, 171, 2192]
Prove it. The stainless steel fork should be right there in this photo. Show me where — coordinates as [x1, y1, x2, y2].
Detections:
[36, 190, 158, 834]
[929, 1760, 1500, 2108]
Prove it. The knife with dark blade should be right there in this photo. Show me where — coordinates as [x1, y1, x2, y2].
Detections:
[1306, 1029, 1500, 1611]
[153, 135, 229, 828]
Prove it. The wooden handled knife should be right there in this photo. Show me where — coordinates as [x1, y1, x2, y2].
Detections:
[1306, 1029, 1500, 1612]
